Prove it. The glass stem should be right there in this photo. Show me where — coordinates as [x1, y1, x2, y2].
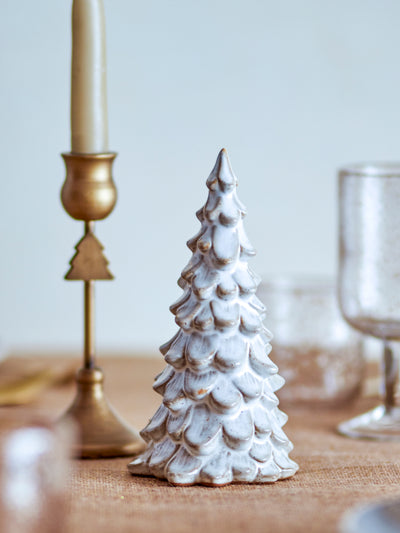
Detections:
[384, 342, 398, 411]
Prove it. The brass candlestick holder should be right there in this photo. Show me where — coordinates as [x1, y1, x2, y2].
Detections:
[59, 152, 145, 458]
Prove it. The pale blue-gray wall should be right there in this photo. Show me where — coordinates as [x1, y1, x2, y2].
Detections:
[1, 0, 399, 354]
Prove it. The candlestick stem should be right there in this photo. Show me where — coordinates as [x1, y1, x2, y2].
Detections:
[84, 222, 95, 369]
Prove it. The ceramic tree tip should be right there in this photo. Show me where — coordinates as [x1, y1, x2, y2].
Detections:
[207, 148, 237, 192]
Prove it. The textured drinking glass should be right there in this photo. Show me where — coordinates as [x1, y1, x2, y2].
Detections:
[259, 277, 363, 407]
[338, 163, 400, 439]
[0, 421, 73, 533]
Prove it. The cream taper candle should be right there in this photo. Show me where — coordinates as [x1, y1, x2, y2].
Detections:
[71, 0, 108, 153]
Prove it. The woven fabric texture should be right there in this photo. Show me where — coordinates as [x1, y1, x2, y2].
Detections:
[1, 357, 400, 533]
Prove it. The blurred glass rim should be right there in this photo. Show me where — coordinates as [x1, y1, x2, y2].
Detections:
[339, 162, 400, 178]
[0, 416, 77, 460]
[259, 275, 335, 294]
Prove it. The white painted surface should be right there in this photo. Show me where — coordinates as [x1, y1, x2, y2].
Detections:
[1, 0, 400, 354]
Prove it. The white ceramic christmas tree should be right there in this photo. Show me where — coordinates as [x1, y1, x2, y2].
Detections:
[128, 149, 298, 486]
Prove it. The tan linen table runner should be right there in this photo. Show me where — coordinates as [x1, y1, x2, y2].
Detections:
[1, 356, 399, 533]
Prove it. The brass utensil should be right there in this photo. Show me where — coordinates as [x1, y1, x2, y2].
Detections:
[0, 366, 75, 406]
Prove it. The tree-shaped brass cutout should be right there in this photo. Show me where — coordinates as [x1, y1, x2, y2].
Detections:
[65, 231, 113, 281]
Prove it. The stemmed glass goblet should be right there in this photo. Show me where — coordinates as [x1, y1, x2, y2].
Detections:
[338, 163, 400, 439]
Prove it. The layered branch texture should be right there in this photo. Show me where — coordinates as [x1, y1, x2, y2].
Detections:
[128, 149, 298, 485]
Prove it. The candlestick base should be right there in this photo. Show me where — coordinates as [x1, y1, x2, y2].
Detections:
[59, 367, 145, 458]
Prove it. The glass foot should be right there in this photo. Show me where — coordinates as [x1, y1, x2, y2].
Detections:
[338, 405, 400, 440]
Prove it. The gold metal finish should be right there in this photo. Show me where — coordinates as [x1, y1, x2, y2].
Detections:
[59, 152, 145, 458]
[65, 222, 113, 281]
[61, 368, 144, 458]
[84, 279, 94, 369]
[61, 153, 117, 221]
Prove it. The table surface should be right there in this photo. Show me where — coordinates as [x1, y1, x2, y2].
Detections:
[1, 356, 400, 533]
